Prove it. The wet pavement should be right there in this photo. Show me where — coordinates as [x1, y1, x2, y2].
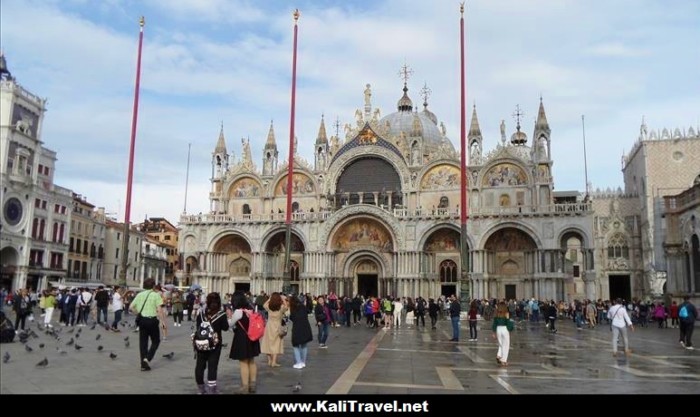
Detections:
[1, 311, 698, 394]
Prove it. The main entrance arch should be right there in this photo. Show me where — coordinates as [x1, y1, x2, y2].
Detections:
[483, 227, 538, 300]
[344, 254, 385, 298]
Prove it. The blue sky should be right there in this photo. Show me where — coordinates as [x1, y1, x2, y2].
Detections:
[2, 0, 699, 224]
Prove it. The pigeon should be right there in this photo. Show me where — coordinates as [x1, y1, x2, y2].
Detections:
[19, 338, 28, 344]
[75, 333, 80, 339]
[58, 350, 68, 356]
[124, 341, 130, 348]
[105, 325, 110, 331]
[77, 328, 82, 333]
[292, 381, 302, 392]
[25, 345, 33, 352]
[95, 334, 101, 341]
[162, 352, 175, 359]
[109, 352, 118, 359]
[66, 338, 74, 346]
[97, 345, 104, 351]
[120, 322, 126, 327]
[66, 327, 75, 334]
[39, 343, 45, 349]
[3, 352, 10, 363]
[74, 344, 84, 350]
[123, 336, 129, 342]
[90, 323, 96, 330]
[29, 330, 39, 338]
[36, 357, 49, 368]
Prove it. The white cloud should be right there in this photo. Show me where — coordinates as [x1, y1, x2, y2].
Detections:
[586, 42, 649, 58]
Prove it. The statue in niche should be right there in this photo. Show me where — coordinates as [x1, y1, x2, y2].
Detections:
[500, 120, 506, 143]
[440, 122, 447, 136]
[470, 141, 481, 157]
[537, 136, 548, 160]
[411, 142, 421, 165]
[364, 84, 372, 108]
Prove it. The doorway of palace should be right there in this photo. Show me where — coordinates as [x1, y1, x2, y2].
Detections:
[234, 282, 250, 293]
[505, 284, 516, 301]
[609, 274, 631, 301]
[358, 274, 378, 297]
[441, 284, 456, 297]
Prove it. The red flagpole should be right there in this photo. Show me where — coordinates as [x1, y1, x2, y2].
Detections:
[285, 10, 300, 222]
[459, 4, 470, 304]
[119, 16, 145, 286]
[282, 10, 300, 294]
[460, 5, 468, 226]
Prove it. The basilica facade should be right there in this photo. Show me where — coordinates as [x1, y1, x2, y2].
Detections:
[177, 81, 596, 302]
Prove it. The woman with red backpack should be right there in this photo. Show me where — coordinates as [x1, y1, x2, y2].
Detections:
[228, 291, 261, 394]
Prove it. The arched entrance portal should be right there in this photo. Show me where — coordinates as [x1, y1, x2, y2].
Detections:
[355, 259, 379, 297]
[484, 227, 538, 300]
[0, 247, 19, 290]
[212, 234, 252, 294]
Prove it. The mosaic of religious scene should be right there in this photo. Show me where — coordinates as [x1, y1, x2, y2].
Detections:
[214, 235, 252, 253]
[424, 229, 460, 251]
[266, 232, 305, 253]
[230, 178, 261, 198]
[276, 173, 315, 196]
[332, 218, 393, 252]
[482, 163, 527, 187]
[484, 228, 537, 251]
[421, 165, 460, 190]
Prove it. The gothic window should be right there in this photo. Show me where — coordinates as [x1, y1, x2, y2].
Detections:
[439, 260, 458, 283]
[290, 260, 300, 282]
[607, 233, 629, 259]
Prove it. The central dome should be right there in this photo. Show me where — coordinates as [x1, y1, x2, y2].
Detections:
[379, 84, 454, 153]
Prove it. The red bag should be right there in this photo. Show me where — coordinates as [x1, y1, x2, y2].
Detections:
[238, 308, 265, 342]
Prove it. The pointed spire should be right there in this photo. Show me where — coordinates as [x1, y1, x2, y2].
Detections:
[215, 122, 227, 154]
[468, 105, 482, 138]
[316, 115, 328, 144]
[265, 120, 277, 147]
[535, 97, 550, 130]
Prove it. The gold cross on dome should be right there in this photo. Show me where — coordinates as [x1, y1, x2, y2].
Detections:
[420, 82, 432, 104]
[398, 63, 414, 85]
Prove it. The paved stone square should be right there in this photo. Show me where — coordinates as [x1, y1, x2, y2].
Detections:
[1, 312, 698, 395]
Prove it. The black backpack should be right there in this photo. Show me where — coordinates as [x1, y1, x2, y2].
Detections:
[192, 311, 225, 351]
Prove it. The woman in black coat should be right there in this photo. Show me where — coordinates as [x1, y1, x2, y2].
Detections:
[289, 295, 313, 369]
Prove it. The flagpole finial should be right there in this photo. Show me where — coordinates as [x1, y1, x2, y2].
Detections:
[139, 16, 145, 28]
[460, 2, 465, 15]
[293, 9, 300, 22]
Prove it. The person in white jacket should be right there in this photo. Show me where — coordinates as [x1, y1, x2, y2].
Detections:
[608, 298, 635, 356]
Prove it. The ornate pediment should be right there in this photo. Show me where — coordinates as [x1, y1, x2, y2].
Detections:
[330, 123, 405, 165]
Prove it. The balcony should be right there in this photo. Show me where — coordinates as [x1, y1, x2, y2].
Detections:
[180, 202, 591, 225]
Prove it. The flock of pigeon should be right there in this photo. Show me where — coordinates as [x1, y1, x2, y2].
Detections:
[3, 319, 305, 393]
[3, 320, 156, 369]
